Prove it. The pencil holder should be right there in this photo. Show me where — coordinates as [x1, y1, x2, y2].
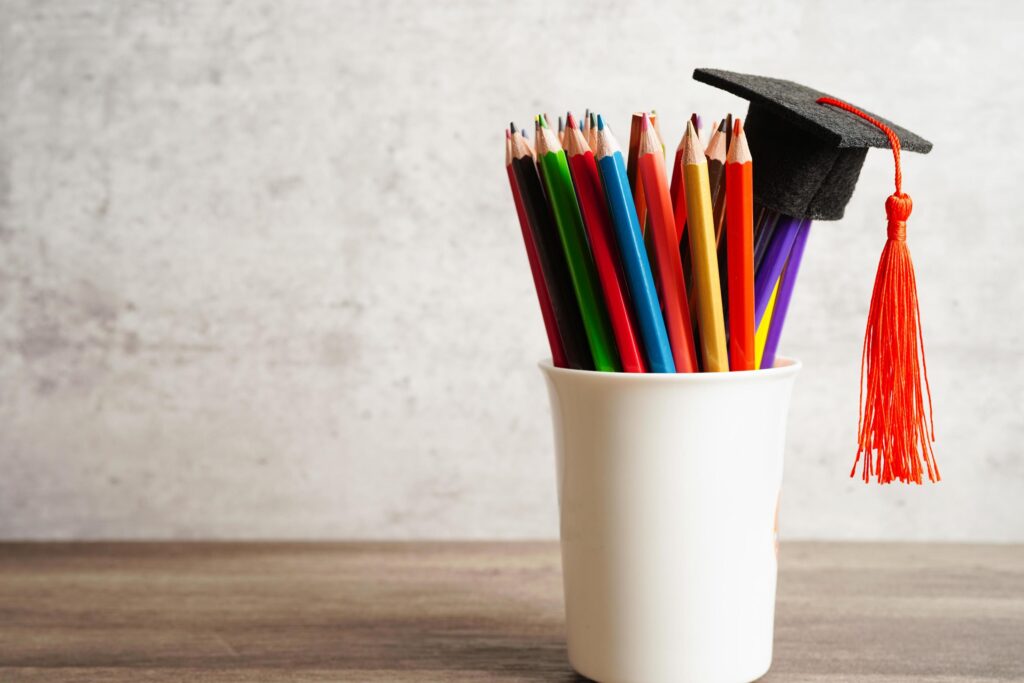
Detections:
[540, 359, 801, 683]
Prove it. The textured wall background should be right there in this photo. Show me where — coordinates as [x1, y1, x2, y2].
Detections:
[1, 0, 1021, 540]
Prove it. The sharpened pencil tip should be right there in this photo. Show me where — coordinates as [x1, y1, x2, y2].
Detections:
[718, 119, 728, 132]
[566, 112, 576, 130]
[641, 112, 649, 131]
[510, 122, 517, 134]
[539, 115, 548, 129]
[597, 114, 605, 131]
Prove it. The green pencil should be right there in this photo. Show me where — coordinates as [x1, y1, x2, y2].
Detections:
[535, 115, 620, 371]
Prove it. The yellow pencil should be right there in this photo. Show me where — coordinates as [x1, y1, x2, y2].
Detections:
[682, 120, 728, 371]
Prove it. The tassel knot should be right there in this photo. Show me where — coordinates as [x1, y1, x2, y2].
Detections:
[885, 193, 911, 241]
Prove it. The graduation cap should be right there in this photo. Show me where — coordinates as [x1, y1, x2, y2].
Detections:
[693, 68, 938, 485]
[693, 68, 932, 220]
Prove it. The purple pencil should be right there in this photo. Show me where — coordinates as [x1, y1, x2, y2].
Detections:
[761, 220, 812, 369]
[754, 215, 801, 326]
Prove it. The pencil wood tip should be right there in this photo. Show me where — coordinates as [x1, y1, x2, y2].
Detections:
[684, 122, 704, 164]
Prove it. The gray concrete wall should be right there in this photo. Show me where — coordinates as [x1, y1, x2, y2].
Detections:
[1, 0, 1021, 540]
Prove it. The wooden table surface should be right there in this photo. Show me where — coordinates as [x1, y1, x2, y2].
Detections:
[0, 542, 1021, 682]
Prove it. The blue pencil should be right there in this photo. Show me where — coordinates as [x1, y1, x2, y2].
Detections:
[594, 116, 675, 373]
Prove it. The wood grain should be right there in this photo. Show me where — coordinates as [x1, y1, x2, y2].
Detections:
[0, 542, 1021, 681]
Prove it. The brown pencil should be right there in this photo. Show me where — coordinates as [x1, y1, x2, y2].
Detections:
[706, 120, 728, 246]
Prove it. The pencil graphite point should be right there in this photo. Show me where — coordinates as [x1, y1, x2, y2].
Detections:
[566, 112, 577, 130]
[641, 112, 650, 131]
[510, 121, 518, 134]
[540, 115, 548, 129]
[597, 114, 605, 131]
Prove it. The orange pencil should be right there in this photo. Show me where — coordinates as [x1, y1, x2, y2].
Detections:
[725, 119, 755, 370]
[564, 115, 647, 373]
[637, 114, 697, 372]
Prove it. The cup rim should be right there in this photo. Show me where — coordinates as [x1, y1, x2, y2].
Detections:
[539, 357, 801, 382]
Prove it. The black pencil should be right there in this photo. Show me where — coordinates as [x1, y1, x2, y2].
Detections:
[510, 125, 594, 370]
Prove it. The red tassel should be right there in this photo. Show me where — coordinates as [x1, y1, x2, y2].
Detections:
[817, 97, 938, 485]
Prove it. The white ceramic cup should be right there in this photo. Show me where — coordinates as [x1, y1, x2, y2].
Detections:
[540, 358, 801, 683]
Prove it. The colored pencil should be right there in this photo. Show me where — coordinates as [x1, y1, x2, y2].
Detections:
[587, 112, 598, 152]
[682, 121, 729, 372]
[594, 117, 675, 373]
[761, 220, 811, 369]
[754, 215, 801, 326]
[723, 112, 734, 153]
[706, 120, 728, 246]
[708, 119, 730, 316]
[684, 120, 725, 293]
[725, 120, 755, 371]
[506, 130, 567, 368]
[564, 114, 646, 373]
[535, 118, 621, 371]
[510, 126, 593, 370]
[637, 114, 698, 372]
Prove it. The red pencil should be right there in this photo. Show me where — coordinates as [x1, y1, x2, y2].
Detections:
[564, 115, 646, 373]
[637, 114, 698, 372]
[505, 130, 568, 367]
[725, 120, 755, 370]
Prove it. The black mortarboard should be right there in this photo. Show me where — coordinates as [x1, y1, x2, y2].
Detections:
[693, 68, 932, 221]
